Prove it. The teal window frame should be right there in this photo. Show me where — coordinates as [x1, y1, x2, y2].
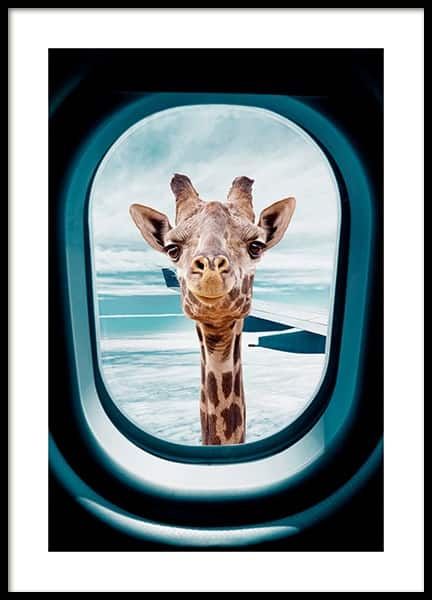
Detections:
[59, 92, 375, 475]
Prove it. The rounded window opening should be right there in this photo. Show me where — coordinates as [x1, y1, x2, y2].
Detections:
[89, 104, 340, 446]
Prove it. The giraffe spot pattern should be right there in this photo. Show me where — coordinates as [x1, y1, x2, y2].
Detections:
[221, 371, 233, 398]
[206, 413, 220, 445]
[241, 275, 250, 295]
[205, 333, 223, 354]
[221, 337, 233, 361]
[221, 403, 243, 440]
[233, 297, 244, 310]
[228, 287, 239, 301]
[221, 296, 232, 309]
[185, 274, 247, 444]
[207, 371, 219, 407]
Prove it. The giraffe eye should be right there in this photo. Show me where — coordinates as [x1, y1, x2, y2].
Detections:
[248, 241, 266, 258]
[165, 244, 181, 261]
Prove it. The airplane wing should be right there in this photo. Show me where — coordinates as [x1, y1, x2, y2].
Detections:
[162, 268, 181, 290]
[250, 298, 327, 336]
[160, 267, 328, 354]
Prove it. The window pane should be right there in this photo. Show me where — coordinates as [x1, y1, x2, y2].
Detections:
[89, 105, 339, 445]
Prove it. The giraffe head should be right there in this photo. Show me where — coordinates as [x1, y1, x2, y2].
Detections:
[130, 174, 295, 324]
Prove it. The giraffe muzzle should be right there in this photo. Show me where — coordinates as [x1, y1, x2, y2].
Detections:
[191, 255, 231, 275]
[188, 255, 234, 300]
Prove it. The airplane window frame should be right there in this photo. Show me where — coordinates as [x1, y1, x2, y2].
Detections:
[58, 92, 375, 503]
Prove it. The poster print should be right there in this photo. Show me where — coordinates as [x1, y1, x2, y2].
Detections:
[49, 49, 383, 551]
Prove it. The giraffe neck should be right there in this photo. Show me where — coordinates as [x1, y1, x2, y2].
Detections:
[197, 319, 245, 445]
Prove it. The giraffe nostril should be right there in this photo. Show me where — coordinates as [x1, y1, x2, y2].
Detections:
[215, 255, 230, 274]
[192, 255, 230, 275]
[192, 256, 209, 273]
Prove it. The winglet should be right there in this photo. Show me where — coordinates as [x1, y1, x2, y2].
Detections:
[161, 267, 180, 289]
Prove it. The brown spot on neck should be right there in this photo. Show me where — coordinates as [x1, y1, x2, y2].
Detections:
[206, 371, 219, 407]
[221, 371, 233, 398]
[241, 275, 250, 295]
[221, 403, 243, 440]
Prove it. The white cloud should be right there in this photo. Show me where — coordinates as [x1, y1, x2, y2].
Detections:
[93, 247, 168, 273]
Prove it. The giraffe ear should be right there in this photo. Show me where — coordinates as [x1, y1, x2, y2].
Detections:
[129, 203, 172, 252]
[170, 173, 203, 224]
[258, 197, 296, 249]
[227, 176, 255, 222]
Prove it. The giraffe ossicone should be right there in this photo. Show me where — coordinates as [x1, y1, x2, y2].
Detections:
[130, 174, 296, 445]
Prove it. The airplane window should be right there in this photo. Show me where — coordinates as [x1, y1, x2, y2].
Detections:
[89, 104, 340, 446]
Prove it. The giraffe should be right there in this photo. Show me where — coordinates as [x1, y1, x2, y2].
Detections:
[130, 174, 296, 445]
